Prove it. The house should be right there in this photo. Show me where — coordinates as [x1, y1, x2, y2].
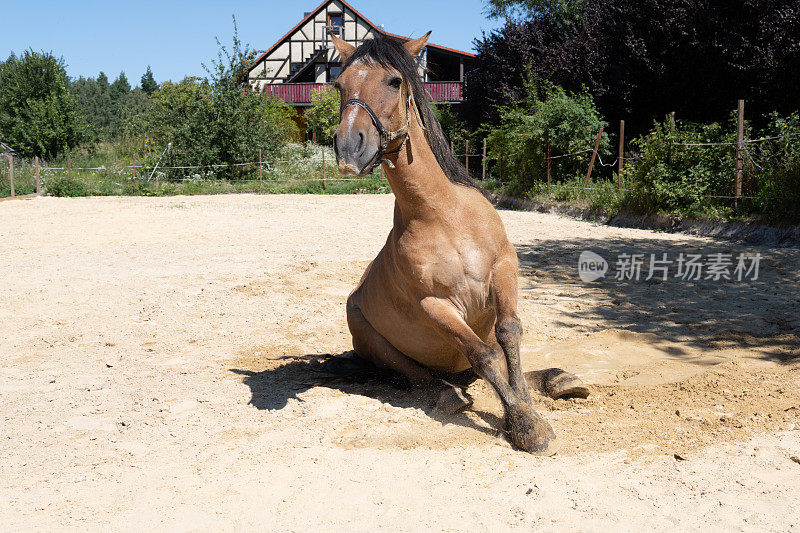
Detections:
[247, 0, 474, 110]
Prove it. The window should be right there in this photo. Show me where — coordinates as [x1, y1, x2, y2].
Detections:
[328, 64, 342, 81]
[328, 14, 342, 28]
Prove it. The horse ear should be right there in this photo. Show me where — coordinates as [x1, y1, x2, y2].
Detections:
[403, 31, 431, 58]
[331, 34, 356, 61]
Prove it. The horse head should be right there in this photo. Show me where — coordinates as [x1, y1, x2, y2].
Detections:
[331, 32, 430, 176]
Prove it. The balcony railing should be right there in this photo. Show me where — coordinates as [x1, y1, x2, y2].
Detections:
[262, 81, 463, 104]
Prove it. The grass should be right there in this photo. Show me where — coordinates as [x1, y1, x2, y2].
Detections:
[0, 142, 390, 198]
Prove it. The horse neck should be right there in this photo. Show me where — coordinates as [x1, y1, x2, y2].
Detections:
[382, 109, 453, 222]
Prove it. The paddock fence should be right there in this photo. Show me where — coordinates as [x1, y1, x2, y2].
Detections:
[2, 100, 799, 205]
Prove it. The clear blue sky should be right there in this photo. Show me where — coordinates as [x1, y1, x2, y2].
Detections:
[0, 0, 501, 85]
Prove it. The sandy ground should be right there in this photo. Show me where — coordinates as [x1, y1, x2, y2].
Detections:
[1, 194, 799, 531]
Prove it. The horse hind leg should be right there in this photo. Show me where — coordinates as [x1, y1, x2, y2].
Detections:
[346, 297, 472, 415]
[525, 369, 590, 400]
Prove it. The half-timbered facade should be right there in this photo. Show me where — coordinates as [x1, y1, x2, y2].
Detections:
[248, 0, 473, 106]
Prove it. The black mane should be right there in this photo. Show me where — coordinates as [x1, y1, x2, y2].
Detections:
[341, 35, 480, 191]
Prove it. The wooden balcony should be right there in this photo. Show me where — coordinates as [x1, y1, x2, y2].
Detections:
[263, 81, 463, 104]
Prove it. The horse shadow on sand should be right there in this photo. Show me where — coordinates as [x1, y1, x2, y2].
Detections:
[229, 353, 505, 438]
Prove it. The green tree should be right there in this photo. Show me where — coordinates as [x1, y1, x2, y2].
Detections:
[0, 50, 87, 157]
[110, 72, 131, 101]
[73, 73, 113, 139]
[305, 87, 339, 144]
[140, 65, 158, 95]
[74, 71, 146, 140]
[484, 0, 584, 25]
[139, 17, 298, 175]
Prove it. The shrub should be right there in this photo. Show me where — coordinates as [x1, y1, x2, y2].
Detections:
[486, 74, 608, 194]
[432, 103, 477, 157]
[46, 177, 89, 197]
[623, 118, 735, 216]
[305, 87, 339, 144]
[751, 112, 800, 222]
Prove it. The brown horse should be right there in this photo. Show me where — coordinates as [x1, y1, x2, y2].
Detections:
[331, 33, 588, 455]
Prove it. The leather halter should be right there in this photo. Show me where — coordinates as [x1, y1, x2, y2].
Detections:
[339, 92, 414, 173]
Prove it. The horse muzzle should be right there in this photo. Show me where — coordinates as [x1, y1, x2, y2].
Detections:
[334, 128, 380, 177]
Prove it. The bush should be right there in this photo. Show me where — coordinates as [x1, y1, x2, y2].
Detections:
[486, 75, 608, 194]
[305, 87, 339, 144]
[623, 118, 735, 216]
[432, 104, 477, 156]
[751, 112, 800, 222]
[46, 177, 89, 197]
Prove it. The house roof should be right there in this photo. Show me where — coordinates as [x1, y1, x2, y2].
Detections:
[249, 0, 475, 71]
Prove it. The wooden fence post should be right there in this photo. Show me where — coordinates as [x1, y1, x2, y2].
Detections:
[321, 146, 327, 190]
[35, 156, 40, 194]
[465, 140, 469, 173]
[482, 138, 487, 181]
[618, 120, 625, 190]
[585, 128, 604, 186]
[735, 99, 744, 205]
[68, 155, 72, 182]
[8, 155, 14, 197]
[670, 111, 676, 128]
[547, 144, 551, 187]
[258, 149, 263, 189]
[132, 154, 137, 188]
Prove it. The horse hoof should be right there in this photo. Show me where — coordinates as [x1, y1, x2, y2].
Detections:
[432, 380, 472, 416]
[526, 368, 590, 400]
[506, 406, 560, 456]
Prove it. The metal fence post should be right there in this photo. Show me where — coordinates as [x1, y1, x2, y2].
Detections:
[482, 138, 487, 181]
[8, 155, 14, 197]
[618, 120, 625, 190]
[321, 146, 327, 190]
[735, 99, 744, 205]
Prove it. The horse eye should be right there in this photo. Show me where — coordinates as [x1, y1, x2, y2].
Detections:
[388, 77, 402, 89]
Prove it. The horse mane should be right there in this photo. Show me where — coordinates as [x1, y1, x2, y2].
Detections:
[341, 35, 482, 192]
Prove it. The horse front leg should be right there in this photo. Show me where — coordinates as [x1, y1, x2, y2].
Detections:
[419, 296, 559, 455]
[491, 257, 531, 404]
[492, 258, 590, 401]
